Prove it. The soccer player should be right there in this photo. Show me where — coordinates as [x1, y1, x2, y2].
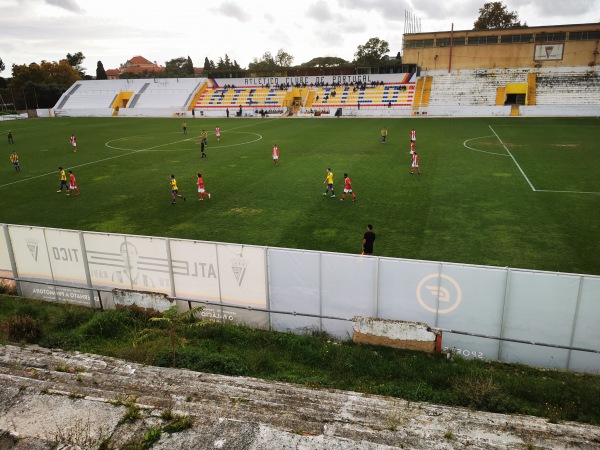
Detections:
[323, 168, 335, 197]
[272, 144, 279, 166]
[362, 224, 376, 255]
[197, 173, 211, 201]
[9, 151, 20, 172]
[200, 129, 208, 147]
[410, 141, 415, 155]
[170, 174, 186, 204]
[182, 121, 187, 135]
[411, 151, 421, 174]
[57, 167, 67, 192]
[215, 126, 221, 141]
[381, 127, 388, 144]
[7, 130, 14, 144]
[67, 170, 80, 195]
[200, 140, 207, 158]
[70, 133, 78, 152]
[340, 173, 357, 201]
[410, 128, 416, 142]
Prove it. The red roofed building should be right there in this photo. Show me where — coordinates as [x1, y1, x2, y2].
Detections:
[105, 56, 165, 79]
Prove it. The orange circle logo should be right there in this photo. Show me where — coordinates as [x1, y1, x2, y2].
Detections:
[416, 274, 462, 314]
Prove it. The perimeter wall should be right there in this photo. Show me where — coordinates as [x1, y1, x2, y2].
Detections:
[2, 224, 599, 374]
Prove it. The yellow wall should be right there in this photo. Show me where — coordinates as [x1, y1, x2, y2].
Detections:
[112, 92, 133, 108]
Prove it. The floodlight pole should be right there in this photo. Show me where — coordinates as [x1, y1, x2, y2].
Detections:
[448, 23, 454, 74]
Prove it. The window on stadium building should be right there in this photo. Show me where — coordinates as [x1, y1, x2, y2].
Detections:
[535, 32, 566, 42]
[500, 34, 533, 43]
[434, 37, 466, 47]
[569, 30, 600, 40]
[404, 39, 434, 48]
[467, 35, 499, 45]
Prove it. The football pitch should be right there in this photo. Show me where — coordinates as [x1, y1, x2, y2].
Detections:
[1, 116, 599, 275]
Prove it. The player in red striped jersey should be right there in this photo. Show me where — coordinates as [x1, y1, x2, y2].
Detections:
[411, 151, 421, 174]
[197, 173, 211, 201]
[340, 173, 357, 201]
[272, 144, 279, 166]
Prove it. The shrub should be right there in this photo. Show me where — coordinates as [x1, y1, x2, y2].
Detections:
[155, 347, 249, 376]
[52, 306, 96, 331]
[0, 279, 17, 296]
[80, 309, 139, 339]
[39, 331, 85, 350]
[7, 315, 44, 343]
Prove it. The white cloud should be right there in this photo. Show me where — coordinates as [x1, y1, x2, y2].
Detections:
[209, 2, 250, 23]
[46, 0, 84, 13]
[0, 0, 598, 76]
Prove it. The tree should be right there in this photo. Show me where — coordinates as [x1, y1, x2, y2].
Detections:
[354, 38, 390, 66]
[10, 60, 80, 88]
[96, 61, 108, 80]
[0, 58, 5, 74]
[473, 2, 526, 30]
[164, 57, 192, 78]
[248, 51, 277, 70]
[275, 49, 294, 67]
[186, 56, 194, 76]
[66, 51, 86, 77]
[299, 56, 349, 68]
[203, 57, 215, 71]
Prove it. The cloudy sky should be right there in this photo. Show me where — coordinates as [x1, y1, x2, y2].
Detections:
[1, 0, 598, 75]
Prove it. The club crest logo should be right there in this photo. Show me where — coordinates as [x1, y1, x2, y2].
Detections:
[230, 257, 248, 286]
[26, 238, 40, 262]
[545, 46, 554, 59]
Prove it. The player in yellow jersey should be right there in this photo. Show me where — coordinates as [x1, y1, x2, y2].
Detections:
[170, 174, 186, 205]
[322, 168, 335, 197]
[381, 127, 388, 144]
[9, 151, 20, 172]
[57, 166, 67, 192]
[200, 129, 208, 147]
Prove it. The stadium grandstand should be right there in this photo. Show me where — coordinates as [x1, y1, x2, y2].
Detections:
[42, 22, 599, 119]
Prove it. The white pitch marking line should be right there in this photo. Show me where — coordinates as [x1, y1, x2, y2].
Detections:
[536, 189, 600, 195]
[463, 135, 510, 156]
[489, 125, 537, 192]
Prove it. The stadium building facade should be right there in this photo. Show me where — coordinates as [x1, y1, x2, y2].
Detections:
[402, 23, 600, 72]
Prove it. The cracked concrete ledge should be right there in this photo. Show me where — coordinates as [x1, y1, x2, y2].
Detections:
[0, 344, 599, 449]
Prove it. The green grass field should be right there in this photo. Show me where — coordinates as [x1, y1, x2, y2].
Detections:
[1, 116, 599, 275]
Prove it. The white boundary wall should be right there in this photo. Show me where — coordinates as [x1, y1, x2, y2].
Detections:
[2, 223, 599, 373]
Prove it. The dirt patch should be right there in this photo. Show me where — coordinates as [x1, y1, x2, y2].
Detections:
[1, 344, 599, 449]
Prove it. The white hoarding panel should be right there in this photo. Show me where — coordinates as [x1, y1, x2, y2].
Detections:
[9, 225, 52, 279]
[8, 225, 61, 302]
[85, 233, 170, 294]
[569, 277, 600, 374]
[0, 226, 15, 292]
[44, 229, 87, 285]
[321, 253, 377, 338]
[435, 265, 506, 361]
[268, 249, 321, 332]
[216, 244, 266, 307]
[0, 226, 11, 271]
[500, 271, 580, 369]
[377, 259, 443, 323]
[170, 239, 220, 301]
